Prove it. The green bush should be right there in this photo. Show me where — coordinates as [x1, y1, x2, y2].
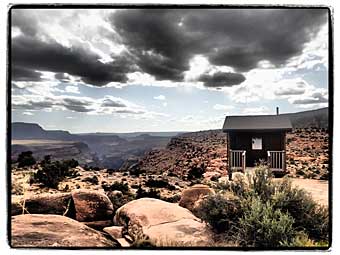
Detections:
[196, 193, 241, 233]
[272, 178, 329, 241]
[102, 181, 130, 194]
[187, 164, 205, 180]
[237, 197, 295, 247]
[247, 165, 275, 201]
[145, 178, 169, 188]
[17, 151, 36, 168]
[33, 159, 78, 188]
[197, 164, 329, 247]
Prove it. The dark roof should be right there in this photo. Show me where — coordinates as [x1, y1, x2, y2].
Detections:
[222, 114, 293, 132]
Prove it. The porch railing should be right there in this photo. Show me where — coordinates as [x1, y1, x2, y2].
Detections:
[267, 150, 285, 171]
[230, 150, 246, 172]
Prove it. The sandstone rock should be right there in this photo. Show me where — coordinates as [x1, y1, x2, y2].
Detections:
[117, 238, 130, 247]
[11, 193, 73, 216]
[84, 220, 113, 230]
[71, 189, 114, 222]
[179, 184, 215, 212]
[103, 226, 123, 239]
[11, 214, 116, 247]
[114, 198, 212, 246]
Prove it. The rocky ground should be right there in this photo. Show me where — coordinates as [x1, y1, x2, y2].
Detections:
[10, 128, 329, 247]
[286, 128, 329, 179]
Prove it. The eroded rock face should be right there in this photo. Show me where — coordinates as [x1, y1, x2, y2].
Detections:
[114, 198, 212, 246]
[179, 184, 215, 213]
[11, 214, 117, 247]
[11, 193, 73, 216]
[71, 189, 114, 222]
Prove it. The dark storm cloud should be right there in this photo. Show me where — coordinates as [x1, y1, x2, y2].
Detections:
[198, 72, 246, 87]
[11, 8, 328, 86]
[110, 9, 196, 81]
[11, 35, 134, 86]
[12, 66, 42, 82]
[110, 9, 327, 78]
[12, 9, 39, 36]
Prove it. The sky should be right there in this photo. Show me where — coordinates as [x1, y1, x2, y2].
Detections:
[10, 8, 329, 133]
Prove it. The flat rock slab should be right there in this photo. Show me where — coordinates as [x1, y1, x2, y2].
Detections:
[11, 214, 116, 247]
[71, 189, 114, 222]
[114, 198, 212, 246]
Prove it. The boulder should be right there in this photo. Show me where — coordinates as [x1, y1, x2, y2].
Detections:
[114, 198, 212, 246]
[103, 226, 124, 239]
[11, 214, 117, 247]
[83, 220, 113, 230]
[11, 193, 73, 216]
[71, 189, 114, 222]
[179, 184, 215, 212]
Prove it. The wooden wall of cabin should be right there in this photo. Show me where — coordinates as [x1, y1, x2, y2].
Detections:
[228, 131, 285, 167]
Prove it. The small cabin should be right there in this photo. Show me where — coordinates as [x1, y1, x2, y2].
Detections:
[222, 110, 292, 178]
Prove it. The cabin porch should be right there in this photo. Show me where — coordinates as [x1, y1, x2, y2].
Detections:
[229, 149, 286, 173]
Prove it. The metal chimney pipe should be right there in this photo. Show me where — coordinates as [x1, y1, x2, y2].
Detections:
[276, 107, 279, 115]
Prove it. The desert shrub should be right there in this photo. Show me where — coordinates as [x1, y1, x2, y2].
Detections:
[247, 164, 275, 201]
[145, 178, 169, 188]
[135, 185, 161, 199]
[63, 159, 79, 168]
[204, 164, 329, 247]
[33, 159, 78, 188]
[187, 164, 205, 180]
[272, 178, 329, 241]
[128, 163, 145, 176]
[281, 231, 317, 247]
[17, 151, 36, 168]
[102, 181, 130, 195]
[131, 237, 155, 248]
[161, 194, 181, 203]
[106, 190, 134, 211]
[82, 175, 99, 185]
[196, 193, 241, 233]
[237, 197, 295, 247]
[214, 175, 249, 198]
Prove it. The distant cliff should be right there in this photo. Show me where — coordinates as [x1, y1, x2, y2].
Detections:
[12, 122, 74, 140]
[283, 107, 329, 129]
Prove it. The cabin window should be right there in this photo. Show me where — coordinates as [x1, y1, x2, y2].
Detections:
[252, 137, 262, 150]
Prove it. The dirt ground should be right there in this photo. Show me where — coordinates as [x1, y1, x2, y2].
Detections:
[289, 178, 329, 207]
[244, 168, 329, 207]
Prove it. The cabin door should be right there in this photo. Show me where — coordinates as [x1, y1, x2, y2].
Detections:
[247, 137, 266, 167]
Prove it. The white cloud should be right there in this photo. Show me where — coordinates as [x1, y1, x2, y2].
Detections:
[213, 104, 235, 111]
[65, 85, 80, 94]
[242, 106, 270, 115]
[22, 111, 34, 116]
[162, 102, 168, 107]
[154, 95, 166, 100]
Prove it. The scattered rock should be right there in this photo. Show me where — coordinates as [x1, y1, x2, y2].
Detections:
[71, 189, 114, 222]
[114, 198, 212, 246]
[11, 214, 117, 247]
